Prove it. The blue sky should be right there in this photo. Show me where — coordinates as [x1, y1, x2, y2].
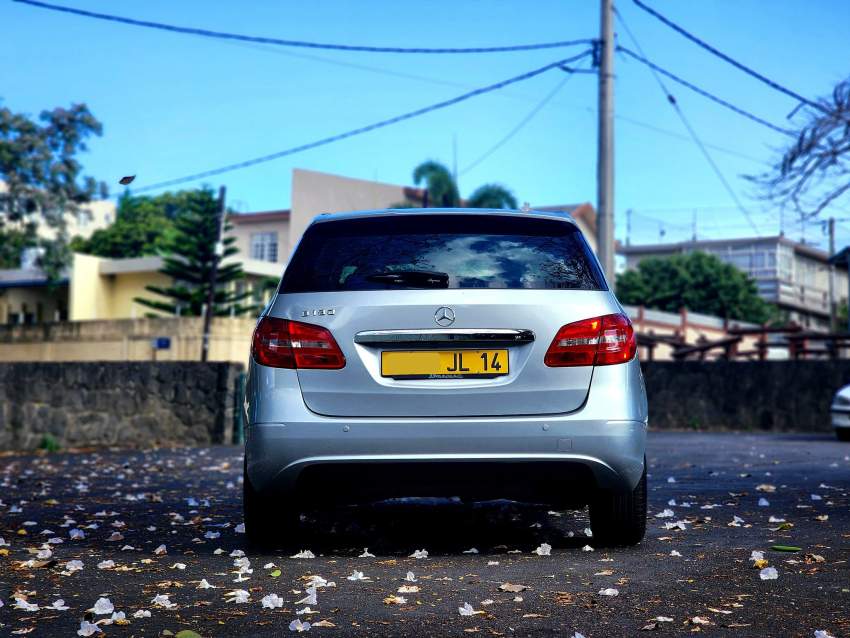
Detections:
[3, 0, 849, 249]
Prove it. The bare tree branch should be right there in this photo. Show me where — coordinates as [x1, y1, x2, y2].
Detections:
[747, 78, 850, 220]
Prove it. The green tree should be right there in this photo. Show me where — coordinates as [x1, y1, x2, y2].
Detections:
[0, 103, 106, 278]
[395, 160, 517, 209]
[616, 252, 775, 323]
[0, 226, 36, 268]
[70, 191, 193, 258]
[134, 188, 256, 317]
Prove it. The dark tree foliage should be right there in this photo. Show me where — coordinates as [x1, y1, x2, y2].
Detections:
[748, 79, 850, 219]
[0, 103, 107, 278]
[616, 252, 774, 324]
[134, 188, 257, 317]
[394, 160, 517, 209]
[70, 191, 195, 258]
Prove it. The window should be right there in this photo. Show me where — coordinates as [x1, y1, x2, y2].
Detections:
[251, 232, 278, 262]
[281, 214, 606, 292]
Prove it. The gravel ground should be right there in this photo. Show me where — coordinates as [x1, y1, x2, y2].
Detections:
[0, 432, 848, 637]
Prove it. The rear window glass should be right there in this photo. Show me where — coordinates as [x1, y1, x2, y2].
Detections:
[280, 214, 606, 292]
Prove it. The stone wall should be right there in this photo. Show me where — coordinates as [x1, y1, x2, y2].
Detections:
[643, 360, 850, 432]
[0, 362, 243, 451]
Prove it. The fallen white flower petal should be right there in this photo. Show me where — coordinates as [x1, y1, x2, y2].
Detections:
[97, 560, 115, 569]
[14, 597, 39, 612]
[132, 610, 151, 618]
[153, 544, 167, 555]
[262, 593, 284, 609]
[598, 588, 619, 596]
[296, 586, 317, 606]
[49, 599, 70, 610]
[410, 549, 428, 559]
[291, 549, 316, 559]
[758, 497, 770, 507]
[458, 602, 482, 616]
[289, 619, 311, 632]
[346, 570, 367, 581]
[171, 562, 187, 570]
[235, 523, 246, 533]
[533, 543, 552, 556]
[759, 567, 779, 580]
[404, 571, 417, 582]
[77, 620, 102, 636]
[198, 579, 214, 589]
[151, 594, 177, 608]
[462, 547, 479, 554]
[358, 548, 375, 558]
[655, 509, 675, 518]
[92, 597, 114, 615]
[581, 545, 594, 552]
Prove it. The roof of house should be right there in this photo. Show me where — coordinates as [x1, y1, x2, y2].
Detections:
[619, 235, 836, 263]
[229, 209, 291, 224]
[0, 268, 68, 289]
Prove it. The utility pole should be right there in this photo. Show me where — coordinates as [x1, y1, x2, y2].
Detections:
[828, 216, 836, 331]
[596, 0, 616, 279]
[200, 185, 227, 362]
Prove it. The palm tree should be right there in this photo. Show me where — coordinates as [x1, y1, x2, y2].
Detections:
[395, 160, 518, 209]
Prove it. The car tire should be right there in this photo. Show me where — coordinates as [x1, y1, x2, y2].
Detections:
[589, 461, 647, 547]
[836, 428, 850, 442]
[243, 460, 300, 548]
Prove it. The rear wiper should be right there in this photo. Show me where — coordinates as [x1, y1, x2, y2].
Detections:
[365, 270, 450, 288]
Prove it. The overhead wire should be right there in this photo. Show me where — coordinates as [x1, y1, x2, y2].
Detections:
[132, 50, 593, 193]
[631, 0, 825, 113]
[616, 47, 795, 136]
[459, 60, 590, 176]
[14, 0, 593, 55]
[615, 8, 762, 235]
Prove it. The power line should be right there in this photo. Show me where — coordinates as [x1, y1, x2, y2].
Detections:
[615, 10, 761, 235]
[15, 0, 594, 55]
[630, 0, 824, 113]
[459, 62, 589, 176]
[616, 47, 795, 136]
[132, 51, 593, 193]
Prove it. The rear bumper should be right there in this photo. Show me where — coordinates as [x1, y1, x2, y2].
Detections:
[831, 407, 850, 429]
[245, 356, 648, 505]
[246, 418, 646, 504]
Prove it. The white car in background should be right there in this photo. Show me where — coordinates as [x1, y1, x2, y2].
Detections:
[831, 385, 850, 441]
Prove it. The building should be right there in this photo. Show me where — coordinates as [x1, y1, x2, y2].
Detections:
[1, 167, 597, 325]
[226, 168, 598, 265]
[619, 236, 849, 331]
[0, 253, 279, 325]
[0, 181, 116, 241]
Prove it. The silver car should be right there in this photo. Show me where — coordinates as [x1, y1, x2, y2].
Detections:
[830, 384, 850, 441]
[244, 208, 648, 546]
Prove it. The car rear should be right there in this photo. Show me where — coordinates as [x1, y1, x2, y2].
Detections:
[244, 209, 648, 546]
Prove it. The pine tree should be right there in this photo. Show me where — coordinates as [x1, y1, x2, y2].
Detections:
[135, 188, 258, 317]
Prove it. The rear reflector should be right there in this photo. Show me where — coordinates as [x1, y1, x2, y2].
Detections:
[544, 313, 636, 367]
[252, 316, 346, 369]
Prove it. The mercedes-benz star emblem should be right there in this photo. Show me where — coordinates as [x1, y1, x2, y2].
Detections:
[434, 306, 455, 327]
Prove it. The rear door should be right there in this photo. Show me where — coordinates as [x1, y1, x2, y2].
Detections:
[270, 212, 618, 417]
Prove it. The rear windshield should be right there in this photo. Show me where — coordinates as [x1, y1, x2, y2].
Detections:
[280, 214, 606, 292]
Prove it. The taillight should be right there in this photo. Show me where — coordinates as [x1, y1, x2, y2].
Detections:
[544, 313, 636, 367]
[251, 317, 346, 369]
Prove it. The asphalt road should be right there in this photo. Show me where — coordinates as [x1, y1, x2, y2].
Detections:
[0, 432, 848, 637]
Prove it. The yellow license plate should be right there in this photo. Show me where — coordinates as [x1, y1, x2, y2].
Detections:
[381, 349, 509, 378]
